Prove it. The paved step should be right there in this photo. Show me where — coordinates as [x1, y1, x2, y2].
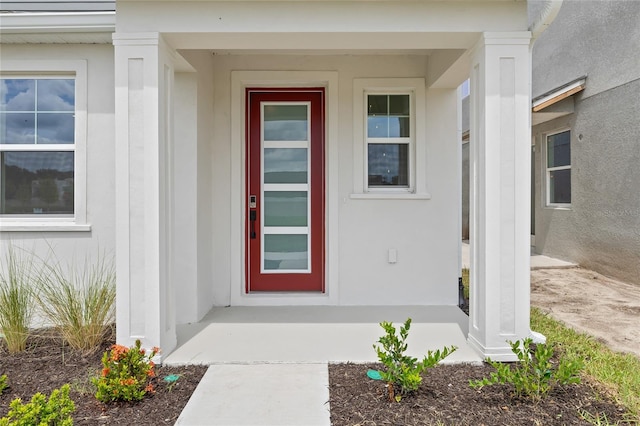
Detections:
[175, 363, 331, 426]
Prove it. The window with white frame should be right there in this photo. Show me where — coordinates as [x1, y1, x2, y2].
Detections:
[366, 93, 411, 189]
[0, 60, 88, 230]
[546, 130, 571, 206]
[1, 77, 76, 216]
[352, 78, 427, 198]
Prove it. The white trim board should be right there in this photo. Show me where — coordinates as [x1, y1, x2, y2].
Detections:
[230, 71, 339, 306]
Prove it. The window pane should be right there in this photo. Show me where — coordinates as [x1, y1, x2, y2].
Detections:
[36, 79, 75, 112]
[1, 113, 36, 144]
[1, 151, 74, 215]
[264, 148, 307, 183]
[36, 113, 74, 144]
[549, 169, 571, 204]
[389, 116, 410, 138]
[1, 79, 35, 111]
[263, 105, 308, 141]
[264, 191, 307, 226]
[1, 78, 75, 145]
[367, 116, 388, 138]
[264, 234, 308, 270]
[367, 95, 388, 115]
[368, 144, 409, 187]
[367, 94, 410, 138]
[547, 131, 570, 167]
[389, 95, 409, 115]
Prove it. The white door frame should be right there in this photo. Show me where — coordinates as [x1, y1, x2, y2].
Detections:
[230, 71, 339, 306]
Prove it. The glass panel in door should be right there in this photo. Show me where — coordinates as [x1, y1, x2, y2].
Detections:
[261, 102, 311, 273]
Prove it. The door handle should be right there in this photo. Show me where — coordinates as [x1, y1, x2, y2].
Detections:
[250, 210, 257, 239]
[249, 195, 258, 240]
[249, 195, 257, 239]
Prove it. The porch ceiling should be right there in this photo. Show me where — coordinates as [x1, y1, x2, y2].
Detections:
[163, 31, 480, 51]
[208, 48, 433, 56]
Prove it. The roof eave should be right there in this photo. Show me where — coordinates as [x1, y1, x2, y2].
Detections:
[532, 76, 586, 112]
[0, 11, 115, 34]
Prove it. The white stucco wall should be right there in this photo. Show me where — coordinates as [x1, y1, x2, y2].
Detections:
[175, 52, 461, 308]
[172, 55, 216, 324]
[0, 44, 116, 276]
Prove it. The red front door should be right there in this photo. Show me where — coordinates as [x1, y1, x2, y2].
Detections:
[246, 89, 325, 292]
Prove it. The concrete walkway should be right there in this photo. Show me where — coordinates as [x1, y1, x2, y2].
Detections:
[175, 364, 330, 426]
[461, 242, 577, 270]
[170, 306, 480, 425]
[172, 246, 579, 425]
[164, 306, 480, 365]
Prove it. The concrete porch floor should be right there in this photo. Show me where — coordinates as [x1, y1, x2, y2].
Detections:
[163, 305, 483, 365]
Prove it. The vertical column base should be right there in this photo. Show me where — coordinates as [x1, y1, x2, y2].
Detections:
[529, 330, 547, 344]
[468, 334, 518, 362]
[468, 331, 548, 361]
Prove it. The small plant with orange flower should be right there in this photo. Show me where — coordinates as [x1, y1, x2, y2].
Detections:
[92, 340, 160, 403]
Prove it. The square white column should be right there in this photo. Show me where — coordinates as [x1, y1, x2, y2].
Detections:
[468, 32, 532, 361]
[113, 32, 177, 358]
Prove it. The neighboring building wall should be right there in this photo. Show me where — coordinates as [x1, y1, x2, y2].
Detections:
[0, 44, 116, 281]
[532, 1, 640, 285]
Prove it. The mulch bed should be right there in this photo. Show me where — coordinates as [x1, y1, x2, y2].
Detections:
[329, 363, 632, 426]
[1, 328, 635, 425]
[0, 330, 207, 425]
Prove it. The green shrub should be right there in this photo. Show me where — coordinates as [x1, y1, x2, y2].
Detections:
[374, 318, 457, 401]
[461, 268, 469, 299]
[0, 374, 7, 395]
[0, 246, 38, 353]
[0, 384, 75, 426]
[36, 251, 115, 353]
[92, 340, 159, 403]
[469, 338, 583, 400]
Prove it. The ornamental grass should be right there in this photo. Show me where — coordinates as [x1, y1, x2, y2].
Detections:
[36, 250, 116, 353]
[0, 246, 38, 353]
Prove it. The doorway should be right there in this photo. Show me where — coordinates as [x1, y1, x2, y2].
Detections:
[245, 89, 325, 292]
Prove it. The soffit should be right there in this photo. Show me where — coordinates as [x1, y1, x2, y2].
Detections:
[163, 31, 479, 51]
[208, 49, 433, 56]
[0, 11, 115, 43]
[1, 2, 115, 12]
[0, 31, 113, 43]
[118, 0, 523, 2]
